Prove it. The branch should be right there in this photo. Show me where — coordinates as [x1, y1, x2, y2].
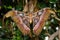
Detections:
[45, 32, 51, 37]
[54, 15, 60, 21]
[23, 0, 28, 12]
[58, 29, 60, 40]
[51, 13, 60, 21]
[48, 30, 59, 40]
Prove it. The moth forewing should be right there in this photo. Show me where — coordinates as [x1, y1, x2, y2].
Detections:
[3, 10, 31, 35]
[33, 8, 56, 36]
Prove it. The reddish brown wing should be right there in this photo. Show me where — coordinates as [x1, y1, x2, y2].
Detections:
[33, 8, 51, 36]
[12, 16, 30, 35]
[4, 11, 31, 35]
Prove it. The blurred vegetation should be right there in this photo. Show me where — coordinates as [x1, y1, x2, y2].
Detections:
[0, 0, 60, 40]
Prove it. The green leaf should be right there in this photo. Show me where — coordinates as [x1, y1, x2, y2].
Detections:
[49, 0, 57, 3]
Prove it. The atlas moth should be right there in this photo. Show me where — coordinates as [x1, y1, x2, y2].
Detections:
[3, 8, 57, 37]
